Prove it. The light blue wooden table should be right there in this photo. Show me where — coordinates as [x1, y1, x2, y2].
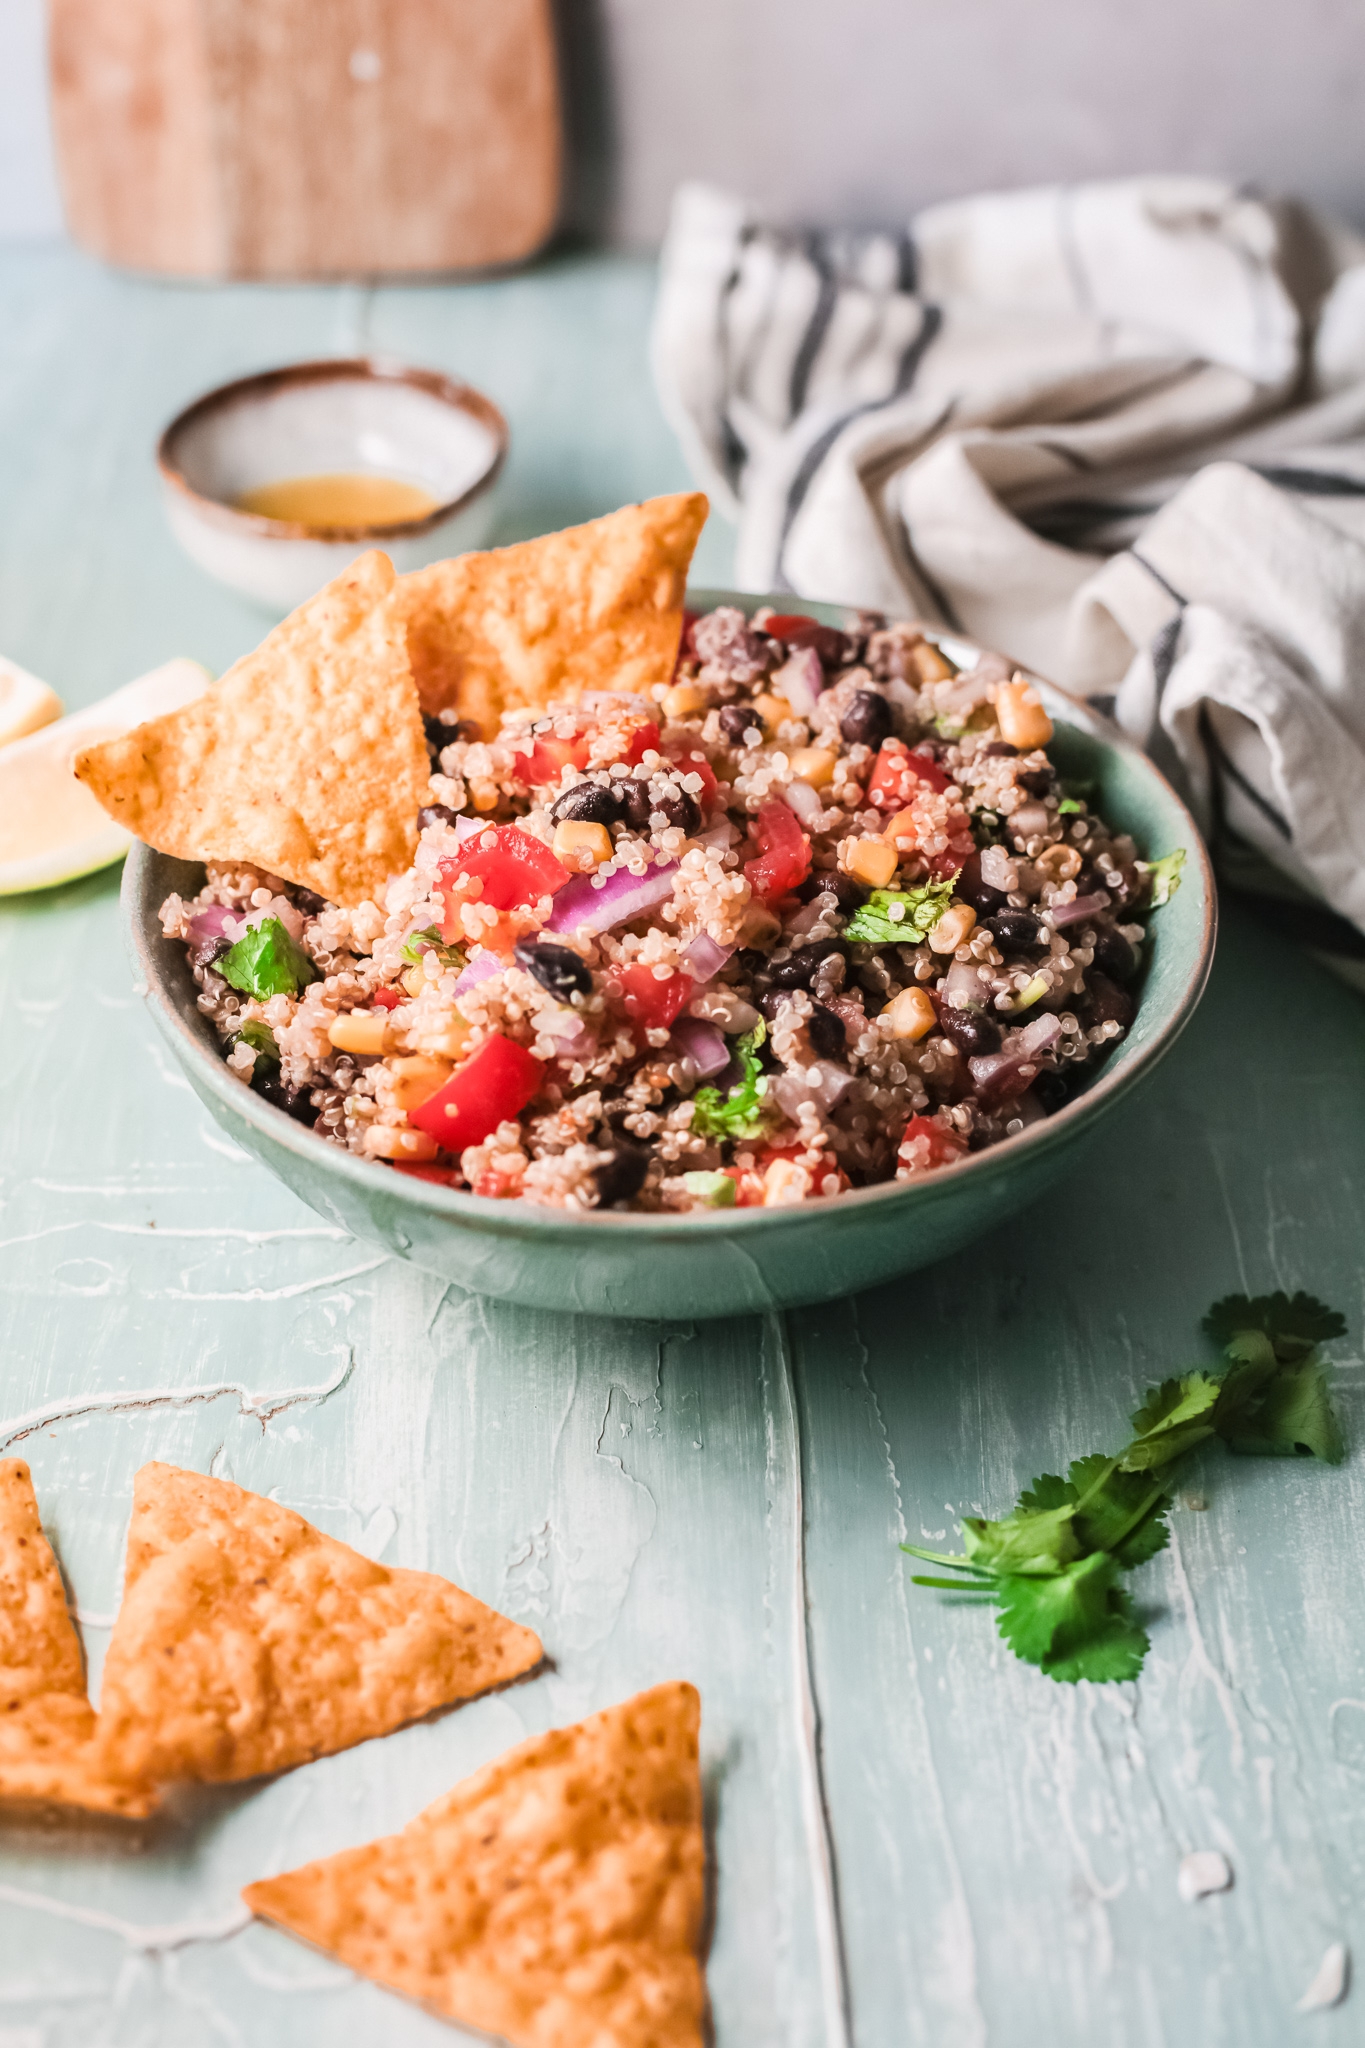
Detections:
[1, 241, 1364, 2048]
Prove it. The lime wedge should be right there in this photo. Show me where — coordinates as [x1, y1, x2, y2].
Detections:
[0, 659, 211, 896]
[0, 656, 63, 747]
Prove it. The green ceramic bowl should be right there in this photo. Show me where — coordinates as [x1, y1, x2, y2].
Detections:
[123, 593, 1215, 1320]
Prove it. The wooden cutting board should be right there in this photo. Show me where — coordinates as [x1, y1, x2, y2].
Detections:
[47, 0, 561, 279]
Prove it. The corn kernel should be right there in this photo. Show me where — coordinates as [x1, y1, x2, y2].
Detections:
[882, 987, 937, 1041]
[880, 807, 919, 848]
[840, 835, 898, 889]
[663, 681, 708, 720]
[996, 679, 1054, 750]
[327, 1011, 390, 1056]
[388, 1054, 455, 1113]
[928, 902, 977, 955]
[401, 964, 426, 998]
[365, 1124, 439, 1162]
[753, 693, 795, 730]
[1035, 843, 1082, 881]
[738, 902, 782, 948]
[415, 1015, 476, 1061]
[789, 746, 837, 788]
[553, 819, 614, 870]
[762, 1158, 806, 1206]
[910, 640, 955, 683]
[469, 777, 500, 812]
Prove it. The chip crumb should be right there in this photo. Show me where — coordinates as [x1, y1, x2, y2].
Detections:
[1296, 1941, 1349, 2013]
[1177, 1850, 1233, 1901]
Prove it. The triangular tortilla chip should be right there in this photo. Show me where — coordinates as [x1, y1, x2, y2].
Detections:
[244, 1681, 707, 2048]
[97, 1464, 543, 1788]
[0, 1459, 156, 1817]
[395, 492, 709, 727]
[74, 551, 429, 907]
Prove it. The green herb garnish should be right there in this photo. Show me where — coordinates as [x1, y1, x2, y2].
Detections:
[903, 1292, 1346, 1684]
[844, 880, 956, 947]
[401, 925, 467, 972]
[214, 918, 318, 1000]
[1139, 848, 1186, 908]
[690, 1023, 773, 1142]
[233, 1019, 279, 1066]
[680, 1170, 738, 1207]
[1057, 797, 1086, 816]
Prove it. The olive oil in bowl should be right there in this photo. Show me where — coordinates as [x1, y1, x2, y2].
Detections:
[236, 472, 440, 531]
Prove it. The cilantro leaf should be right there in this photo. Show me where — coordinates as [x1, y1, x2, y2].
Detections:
[690, 1023, 774, 1142]
[1065, 1453, 1171, 1568]
[401, 925, 467, 972]
[1122, 1373, 1222, 1470]
[1220, 1361, 1345, 1463]
[233, 1019, 279, 1066]
[214, 918, 318, 1000]
[1140, 848, 1186, 908]
[1203, 1290, 1346, 1360]
[844, 880, 956, 946]
[961, 1503, 1081, 1576]
[1056, 797, 1086, 816]
[995, 1553, 1149, 1683]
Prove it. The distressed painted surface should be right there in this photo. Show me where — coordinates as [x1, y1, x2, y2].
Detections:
[1, 245, 1363, 2044]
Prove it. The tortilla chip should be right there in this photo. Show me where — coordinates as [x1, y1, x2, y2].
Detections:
[396, 492, 709, 727]
[74, 551, 429, 907]
[0, 1459, 157, 1817]
[97, 1464, 542, 1788]
[244, 1681, 707, 2048]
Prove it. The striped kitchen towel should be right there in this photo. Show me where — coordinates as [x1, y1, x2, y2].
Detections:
[652, 178, 1365, 978]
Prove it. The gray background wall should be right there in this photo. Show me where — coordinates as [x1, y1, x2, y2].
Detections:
[5, 0, 1365, 247]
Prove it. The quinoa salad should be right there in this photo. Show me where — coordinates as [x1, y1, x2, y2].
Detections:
[160, 606, 1180, 1213]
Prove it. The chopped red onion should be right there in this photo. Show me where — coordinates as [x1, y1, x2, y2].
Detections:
[1018, 1012, 1062, 1057]
[1047, 891, 1110, 929]
[544, 858, 679, 936]
[452, 950, 505, 998]
[455, 815, 487, 844]
[785, 778, 824, 824]
[186, 902, 241, 967]
[942, 960, 993, 1009]
[679, 932, 732, 982]
[774, 1060, 855, 1119]
[695, 819, 737, 851]
[773, 645, 825, 715]
[968, 1014, 1062, 1098]
[670, 1016, 730, 1077]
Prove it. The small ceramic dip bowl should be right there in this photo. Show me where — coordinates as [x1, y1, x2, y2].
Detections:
[158, 358, 508, 613]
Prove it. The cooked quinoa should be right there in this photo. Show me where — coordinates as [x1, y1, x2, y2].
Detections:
[161, 606, 1168, 1213]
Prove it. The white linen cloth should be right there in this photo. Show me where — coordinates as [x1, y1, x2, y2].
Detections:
[652, 178, 1365, 971]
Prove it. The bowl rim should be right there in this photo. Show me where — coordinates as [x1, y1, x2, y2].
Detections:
[156, 356, 509, 545]
[125, 599, 1217, 1240]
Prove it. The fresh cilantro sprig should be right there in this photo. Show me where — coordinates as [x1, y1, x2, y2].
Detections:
[690, 1022, 773, 1142]
[401, 925, 467, 972]
[1139, 848, 1186, 907]
[214, 918, 318, 999]
[844, 880, 956, 946]
[903, 1291, 1347, 1684]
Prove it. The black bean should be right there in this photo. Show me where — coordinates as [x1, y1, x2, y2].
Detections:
[759, 990, 790, 1024]
[939, 1004, 1002, 1056]
[513, 939, 593, 999]
[654, 787, 702, 834]
[984, 911, 1043, 954]
[616, 777, 655, 831]
[1084, 973, 1134, 1029]
[735, 948, 772, 976]
[1015, 767, 1055, 797]
[594, 1147, 649, 1207]
[795, 870, 864, 910]
[293, 887, 328, 915]
[718, 703, 760, 743]
[839, 690, 893, 749]
[768, 937, 846, 990]
[423, 713, 450, 754]
[1091, 927, 1137, 982]
[549, 780, 624, 827]
[980, 740, 1018, 759]
[1031, 1069, 1073, 1115]
[417, 804, 461, 832]
[189, 934, 232, 970]
[954, 853, 1006, 916]
[778, 619, 854, 668]
[807, 1004, 846, 1059]
[253, 1072, 318, 1125]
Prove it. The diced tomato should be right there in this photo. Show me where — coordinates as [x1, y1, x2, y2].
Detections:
[744, 799, 811, 902]
[437, 824, 570, 943]
[867, 739, 951, 809]
[472, 1169, 522, 1199]
[407, 1034, 545, 1152]
[897, 1114, 969, 1169]
[617, 964, 692, 1032]
[763, 614, 853, 667]
[513, 730, 592, 787]
[392, 1161, 459, 1186]
[371, 986, 404, 1012]
[618, 718, 662, 769]
[660, 739, 718, 808]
